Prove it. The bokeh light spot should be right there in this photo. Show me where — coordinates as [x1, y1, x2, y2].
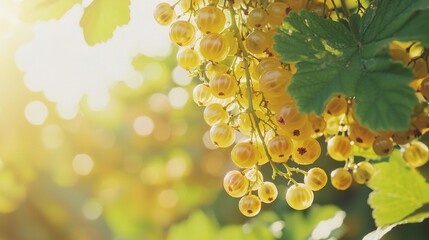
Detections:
[82, 199, 103, 220]
[133, 116, 154, 136]
[168, 87, 189, 109]
[24, 100, 48, 125]
[157, 189, 178, 208]
[72, 154, 94, 176]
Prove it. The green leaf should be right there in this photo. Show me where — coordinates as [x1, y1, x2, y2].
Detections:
[19, 0, 81, 22]
[363, 209, 429, 240]
[80, 0, 130, 46]
[282, 205, 345, 240]
[367, 150, 429, 227]
[274, 0, 429, 131]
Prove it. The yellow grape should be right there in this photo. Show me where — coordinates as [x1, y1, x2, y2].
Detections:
[223, 170, 249, 198]
[276, 103, 307, 129]
[234, 58, 258, 81]
[403, 141, 429, 167]
[255, 140, 269, 165]
[239, 194, 261, 217]
[259, 68, 292, 97]
[420, 77, 429, 100]
[285, 183, 314, 210]
[199, 32, 230, 62]
[349, 122, 375, 148]
[231, 142, 259, 168]
[223, 30, 238, 56]
[281, 0, 308, 10]
[325, 95, 348, 116]
[245, 30, 270, 54]
[205, 62, 229, 80]
[203, 103, 229, 126]
[353, 161, 374, 184]
[392, 129, 414, 145]
[247, 7, 269, 29]
[195, 6, 226, 33]
[209, 73, 238, 98]
[308, 113, 326, 136]
[169, 20, 196, 46]
[254, 57, 282, 80]
[192, 83, 213, 106]
[153, 3, 176, 26]
[267, 2, 289, 27]
[372, 136, 394, 157]
[176, 47, 200, 70]
[258, 181, 278, 203]
[292, 138, 321, 165]
[210, 123, 235, 148]
[304, 167, 328, 191]
[264, 92, 294, 113]
[237, 82, 264, 110]
[284, 120, 313, 141]
[389, 46, 410, 65]
[180, 0, 202, 11]
[327, 135, 353, 161]
[411, 58, 429, 79]
[330, 168, 352, 190]
[412, 114, 429, 135]
[236, 111, 266, 136]
[267, 135, 293, 163]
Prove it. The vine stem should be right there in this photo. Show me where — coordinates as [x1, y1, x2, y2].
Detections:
[227, 2, 289, 181]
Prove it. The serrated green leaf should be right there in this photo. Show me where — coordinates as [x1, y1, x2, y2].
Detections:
[274, 0, 429, 131]
[80, 0, 130, 46]
[367, 150, 429, 227]
[19, 0, 81, 22]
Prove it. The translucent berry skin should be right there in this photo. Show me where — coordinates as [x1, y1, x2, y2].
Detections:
[285, 183, 314, 210]
[372, 136, 394, 157]
[349, 123, 375, 148]
[247, 7, 268, 29]
[203, 103, 229, 126]
[192, 84, 213, 107]
[258, 181, 278, 203]
[223, 170, 249, 198]
[154, 3, 176, 26]
[169, 20, 196, 46]
[267, 135, 293, 163]
[231, 142, 259, 168]
[245, 30, 270, 54]
[199, 33, 230, 62]
[176, 48, 200, 70]
[292, 138, 321, 165]
[239, 194, 261, 217]
[209, 123, 235, 148]
[304, 167, 328, 191]
[403, 141, 429, 167]
[327, 135, 353, 161]
[209, 73, 237, 98]
[420, 77, 429, 100]
[259, 68, 291, 98]
[195, 6, 226, 33]
[353, 161, 374, 184]
[330, 168, 352, 190]
[325, 95, 348, 116]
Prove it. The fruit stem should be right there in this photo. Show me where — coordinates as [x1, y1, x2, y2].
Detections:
[227, 2, 283, 180]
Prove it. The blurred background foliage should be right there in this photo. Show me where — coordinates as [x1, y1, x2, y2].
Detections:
[0, 0, 428, 239]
